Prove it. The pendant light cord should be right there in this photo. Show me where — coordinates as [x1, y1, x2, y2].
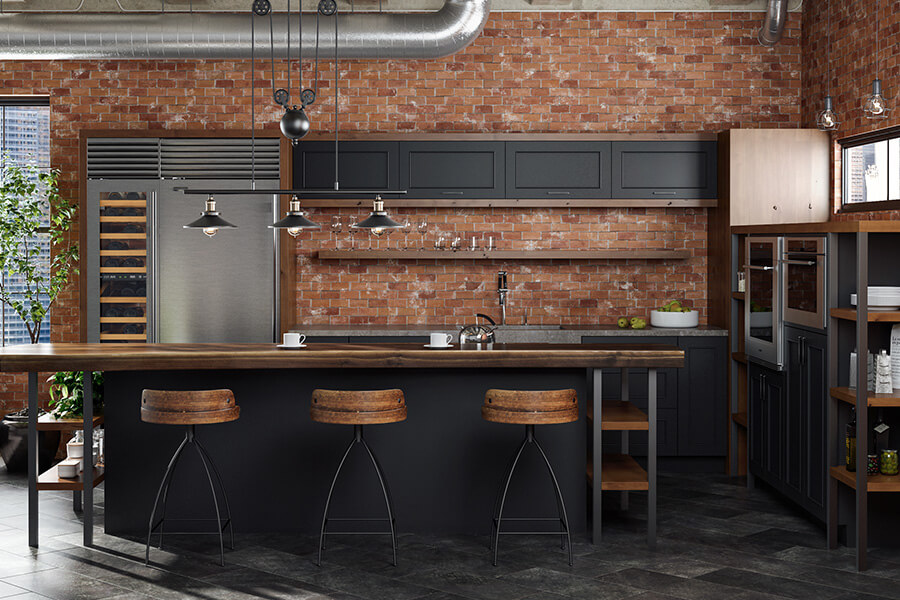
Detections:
[251, 9, 256, 189]
[875, 0, 880, 77]
[334, 7, 339, 191]
[825, 0, 830, 96]
[314, 11, 321, 103]
[287, 0, 290, 98]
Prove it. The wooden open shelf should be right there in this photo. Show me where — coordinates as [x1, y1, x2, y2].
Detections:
[37, 414, 104, 431]
[100, 249, 147, 257]
[600, 401, 649, 431]
[100, 216, 146, 223]
[317, 249, 691, 261]
[37, 464, 104, 491]
[99, 233, 146, 240]
[731, 411, 748, 428]
[731, 352, 748, 364]
[588, 454, 649, 491]
[100, 333, 146, 341]
[830, 466, 900, 492]
[100, 316, 146, 324]
[100, 200, 146, 207]
[830, 387, 900, 408]
[831, 308, 900, 322]
[302, 198, 717, 209]
[732, 291, 745, 300]
[100, 267, 147, 274]
[100, 297, 147, 304]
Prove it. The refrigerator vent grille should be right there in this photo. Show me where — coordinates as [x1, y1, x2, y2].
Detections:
[160, 138, 280, 179]
[86, 138, 160, 179]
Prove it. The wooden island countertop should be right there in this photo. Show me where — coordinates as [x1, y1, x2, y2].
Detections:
[0, 342, 684, 372]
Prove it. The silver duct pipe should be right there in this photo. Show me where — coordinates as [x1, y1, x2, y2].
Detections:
[0, 0, 489, 60]
[757, 0, 788, 46]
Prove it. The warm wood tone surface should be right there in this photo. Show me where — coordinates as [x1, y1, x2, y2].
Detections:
[831, 308, 900, 322]
[36, 414, 104, 432]
[316, 250, 691, 261]
[0, 343, 685, 372]
[141, 389, 240, 425]
[732, 221, 900, 235]
[587, 454, 649, 491]
[731, 411, 748, 428]
[732, 352, 748, 364]
[600, 401, 649, 431]
[37, 464, 105, 491]
[482, 389, 578, 425]
[299, 132, 718, 142]
[830, 466, 900, 493]
[303, 198, 717, 209]
[311, 388, 407, 425]
[830, 387, 900, 408]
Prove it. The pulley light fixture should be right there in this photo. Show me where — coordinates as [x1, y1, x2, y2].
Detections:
[183, 195, 237, 237]
[863, 0, 890, 119]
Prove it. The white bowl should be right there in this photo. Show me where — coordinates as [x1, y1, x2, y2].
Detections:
[851, 294, 900, 311]
[650, 310, 699, 328]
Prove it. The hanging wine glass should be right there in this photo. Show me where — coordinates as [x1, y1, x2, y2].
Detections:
[417, 218, 428, 250]
[330, 216, 342, 250]
[401, 217, 412, 250]
[348, 215, 358, 250]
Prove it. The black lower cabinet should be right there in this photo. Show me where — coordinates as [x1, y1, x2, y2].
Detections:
[749, 363, 785, 486]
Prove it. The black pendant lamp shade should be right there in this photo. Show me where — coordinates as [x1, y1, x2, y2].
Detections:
[354, 197, 404, 231]
[184, 195, 237, 237]
[269, 195, 320, 237]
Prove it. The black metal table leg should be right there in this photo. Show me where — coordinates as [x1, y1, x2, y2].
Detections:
[27, 372, 38, 548]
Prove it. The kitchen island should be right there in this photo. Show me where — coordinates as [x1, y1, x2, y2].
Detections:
[0, 342, 683, 549]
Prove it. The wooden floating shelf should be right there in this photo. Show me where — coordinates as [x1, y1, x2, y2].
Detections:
[100, 267, 147, 274]
[731, 352, 748, 364]
[600, 401, 649, 431]
[100, 316, 146, 324]
[830, 466, 900, 493]
[731, 411, 748, 428]
[302, 198, 717, 209]
[37, 414, 104, 432]
[100, 200, 146, 207]
[830, 387, 900, 408]
[588, 454, 649, 491]
[100, 297, 147, 304]
[99, 233, 146, 240]
[37, 464, 105, 491]
[100, 250, 147, 257]
[99, 216, 146, 223]
[831, 308, 900, 322]
[732, 292, 745, 300]
[316, 250, 691, 261]
[99, 333, 146, 341]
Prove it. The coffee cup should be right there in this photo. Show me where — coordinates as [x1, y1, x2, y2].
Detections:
[283, 332, 307, 347]
[429, 333, 452, 347]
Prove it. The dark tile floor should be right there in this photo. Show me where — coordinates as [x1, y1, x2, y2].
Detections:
[1, 468, 898, 600]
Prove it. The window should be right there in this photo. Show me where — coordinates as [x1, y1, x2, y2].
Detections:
[841, 127, 900, 211]
[0, 99, 51, 346]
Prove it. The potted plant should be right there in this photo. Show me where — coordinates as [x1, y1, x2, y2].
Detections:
[47, 371, 104, 419]
[0, 160, 79, 472]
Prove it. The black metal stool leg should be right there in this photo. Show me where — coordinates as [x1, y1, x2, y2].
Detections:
[492, 433, 529, 566]
[359, 433, 398, 566]
[195, 438, 235, 550]
[146, 431, 190, 565]
[490, 443, 525, 553]
[532, 436, 573, 567]
[317, 430, 358, 566]
[364, 438, 398, 546]
[193, 431, 226, 567]
[157, 430, 191, 551]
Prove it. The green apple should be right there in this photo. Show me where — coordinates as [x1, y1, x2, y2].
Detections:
[617, 317, 629, 329]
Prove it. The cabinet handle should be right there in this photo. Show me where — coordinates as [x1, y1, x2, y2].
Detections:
[547, 191, 571, 196]
[652, 191, 677, 196]
[800, 336, 807, 365]
[743, 265, 775, 271]
[782, 259, 816, 266]
[441, 191, 464, 196]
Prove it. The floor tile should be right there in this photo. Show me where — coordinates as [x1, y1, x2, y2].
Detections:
[500, 566, 639, 600]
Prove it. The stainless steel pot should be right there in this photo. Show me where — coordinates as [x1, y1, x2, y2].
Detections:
[459, 313, 496, 344]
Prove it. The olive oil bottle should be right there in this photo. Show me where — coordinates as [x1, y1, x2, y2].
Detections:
[847, 408, 857, 472]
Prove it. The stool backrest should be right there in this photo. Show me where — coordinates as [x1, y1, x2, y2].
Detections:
[484, 389, 578, 412]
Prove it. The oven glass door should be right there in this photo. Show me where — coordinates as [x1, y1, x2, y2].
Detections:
[746, 237, 783, 367]
[783, 237, 825, 330]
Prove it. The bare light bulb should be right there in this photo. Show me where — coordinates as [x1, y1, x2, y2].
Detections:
[864, 79, 889, 119]
[203, 227, 218, 237]
[817, 96, 839, 131]
[371, 227, 386, 237]
[287, 227, 302, 238]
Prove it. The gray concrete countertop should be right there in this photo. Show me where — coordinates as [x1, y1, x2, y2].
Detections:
[291, 324, 727, 343]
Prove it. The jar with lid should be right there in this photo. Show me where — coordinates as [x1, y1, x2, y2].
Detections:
[881, 449, 899, 476]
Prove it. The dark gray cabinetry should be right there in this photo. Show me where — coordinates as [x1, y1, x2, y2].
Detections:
[399, 141, 505, 198]
[748, 363, 787, 493]
[611, 141, 717, 199]
[677, 337, 728, 456]
[293, 141, 399, 197]
[505, 142, 611, 199]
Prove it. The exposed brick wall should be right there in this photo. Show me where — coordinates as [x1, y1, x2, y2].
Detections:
[801, 0, 900, 220]
[0, 11, 801, 412]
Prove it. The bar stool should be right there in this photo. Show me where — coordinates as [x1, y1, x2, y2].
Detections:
[142, 389, 239, 566]
[483, 388, 578, 566]
[311, 389, 406, 567]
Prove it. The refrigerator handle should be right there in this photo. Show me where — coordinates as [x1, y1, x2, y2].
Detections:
[150, 189, 159, 343]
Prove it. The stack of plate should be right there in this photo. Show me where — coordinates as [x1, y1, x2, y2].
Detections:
[850, 286, 900, 311]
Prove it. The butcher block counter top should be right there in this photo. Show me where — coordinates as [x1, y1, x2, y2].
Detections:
[0, 342, 684, 372]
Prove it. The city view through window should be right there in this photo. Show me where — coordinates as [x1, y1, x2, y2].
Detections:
[0, 103, 51, 346]
[842, 134, 900, 207]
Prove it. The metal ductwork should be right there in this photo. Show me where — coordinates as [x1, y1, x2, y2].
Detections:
[757, 0, 787, 46]
[0, 0, 490, 60]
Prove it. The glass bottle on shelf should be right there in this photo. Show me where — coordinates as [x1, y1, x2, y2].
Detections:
[873, 409, 890, 454]
[847, 407, 857, 472]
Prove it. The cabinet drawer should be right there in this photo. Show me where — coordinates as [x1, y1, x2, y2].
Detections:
[293, 141, 399, 198]
[611, 141, 717, 199]
[400, 142, 505, 199]
[505, 142, 611, 199]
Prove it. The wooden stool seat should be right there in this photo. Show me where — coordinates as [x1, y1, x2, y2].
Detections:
[141, 389, 240, 426]
[482, 389, 578, 425]
[311, 389, 407, 425]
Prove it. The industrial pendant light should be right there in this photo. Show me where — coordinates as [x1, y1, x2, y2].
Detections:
[269, 195, 320, 237]
[183, 195, 237, 237]
[353, 196, 404, 237]
[817, 0, 839, 131]
[863, 0, 890, 119]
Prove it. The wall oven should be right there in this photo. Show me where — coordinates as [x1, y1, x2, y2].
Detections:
[782, 236, 827, 330]
[745, 236, 784, 369]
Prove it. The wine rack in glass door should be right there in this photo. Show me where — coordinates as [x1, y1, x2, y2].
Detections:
[98, 191, 148, 342]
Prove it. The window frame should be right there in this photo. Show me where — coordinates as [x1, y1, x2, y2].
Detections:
[839, 125, 900, 213]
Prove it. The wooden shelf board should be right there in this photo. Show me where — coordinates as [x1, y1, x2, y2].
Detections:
[591, 454, 649, 491]
[99, 333, 146, 340]
[100, 200, 146, 207]
[100, 250, 147, 257]
[316, 249, 691, 261]
[600, 401, 649, 431]
[831, 308, 900, 322]
[731, 411, 748, 428]
[100, 316, 146, 324]
[830, 386, 900, 407]
[100, 267, 146, 274]
[732, 292, 745, 300]
[99, 216, 146, 223]
[99, 233, 146, 240]
[830, 466, 900, 492]
[99, 297, 147, 304]
[37, 464, 105, 491]
[302, 198, 717, 209]
[732, 352, 748, 364]
[37, 414, 103, 431]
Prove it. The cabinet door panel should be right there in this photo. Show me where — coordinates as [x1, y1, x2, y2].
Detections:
[803, 331, 828, 515]
[764, 371, 785, 482]
[506, 142, 611, 199]
[677, 337, 727, 456]
[611, 141, 717, 199]
[749, 366, 765, 472]
[294, 141, 399, 198]
[400, 142, 505, 198]
[784, 329, 804, 498]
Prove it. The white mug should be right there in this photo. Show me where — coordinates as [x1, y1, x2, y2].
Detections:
[283, 332, 307, 347]
[429, 332, 452, 347]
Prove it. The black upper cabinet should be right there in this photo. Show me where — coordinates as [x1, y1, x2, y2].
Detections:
[399, 142, 505, 199]
[293, 141, 399, 198]
[611, 141, 717, 199]
[505, 142, 611, 199]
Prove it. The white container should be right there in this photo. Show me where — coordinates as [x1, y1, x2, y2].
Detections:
[66, 440, 84, 459]
[877, 350, 893, 394]
[57, 458, 81, 479]
[892, 325, 900, 390]
[650, 310, 699, 328]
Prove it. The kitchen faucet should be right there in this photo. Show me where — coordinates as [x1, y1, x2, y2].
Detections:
[497, 271, 509, 326]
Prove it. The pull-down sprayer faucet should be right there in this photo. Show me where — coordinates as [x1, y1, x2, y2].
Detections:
[497, 270, 508, 326]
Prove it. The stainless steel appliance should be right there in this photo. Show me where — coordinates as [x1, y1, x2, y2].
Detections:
[745, 236, 784, 369]
[782, 236, 827, 330]
[459, 313, 497, 344]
